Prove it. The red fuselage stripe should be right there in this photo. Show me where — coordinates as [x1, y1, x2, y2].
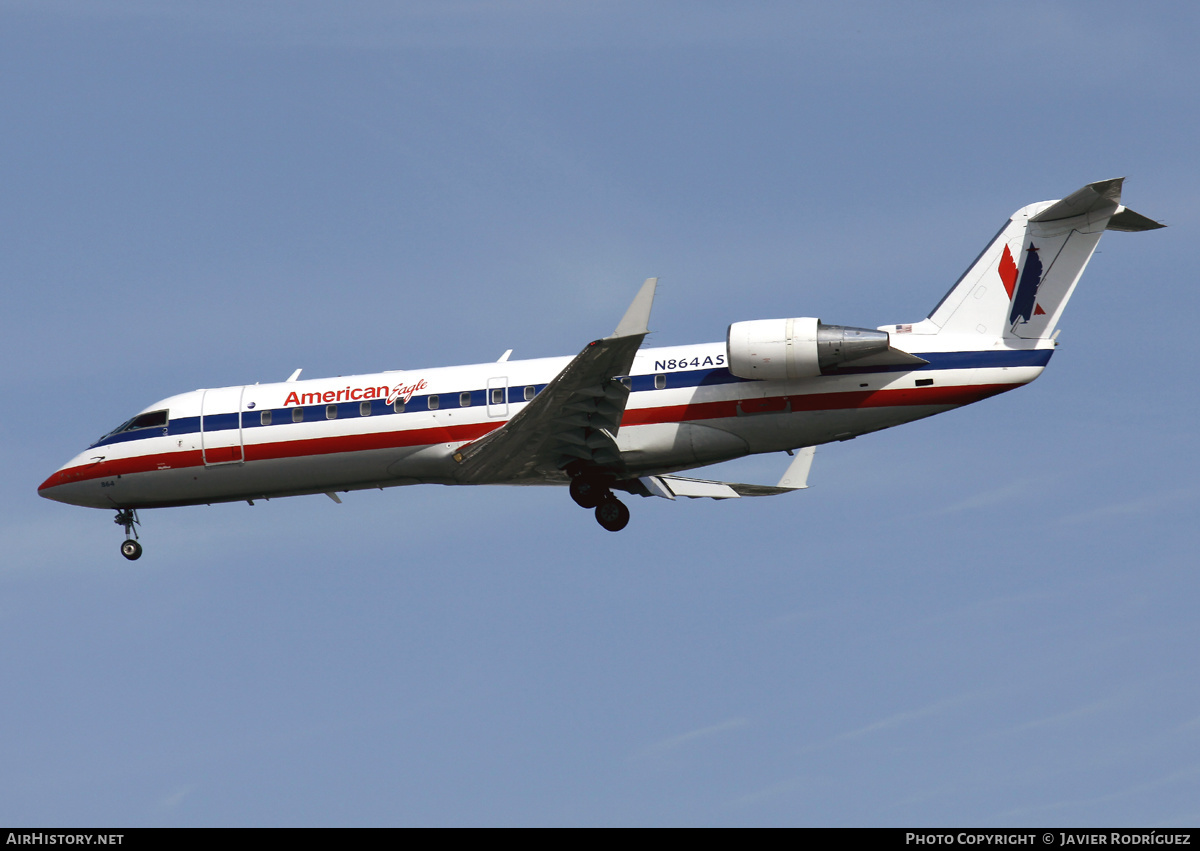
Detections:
[39, 382, 1014, 490]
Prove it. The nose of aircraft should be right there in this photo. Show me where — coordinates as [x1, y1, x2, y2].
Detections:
[39, 466, 79, 505]
[38, 453, 108, 508]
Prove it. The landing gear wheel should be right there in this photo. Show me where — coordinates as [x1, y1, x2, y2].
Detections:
[594, 495, 630, 532]
[114, 508, 142, 561]
[570, 477, 607, 509]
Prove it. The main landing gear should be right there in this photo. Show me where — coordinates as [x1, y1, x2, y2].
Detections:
[569, 475, 631, 532]
[594, 494, 630, 532]
[115, 508, 142, 560]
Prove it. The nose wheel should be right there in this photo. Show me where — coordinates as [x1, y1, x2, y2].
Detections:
[114, 508, 142, 560]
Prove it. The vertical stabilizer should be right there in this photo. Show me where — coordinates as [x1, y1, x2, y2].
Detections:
[921, 179, 1158, 341]
[1006, 178, 1122, 340]
[924, 212, 1034, 338]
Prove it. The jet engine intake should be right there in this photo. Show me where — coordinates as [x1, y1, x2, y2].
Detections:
[726, 318, 891, 381]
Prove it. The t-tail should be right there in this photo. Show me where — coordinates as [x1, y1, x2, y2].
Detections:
[913, 178, 1163, 340]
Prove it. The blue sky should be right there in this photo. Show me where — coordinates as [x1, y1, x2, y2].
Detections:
[3, 1, 1198, 826]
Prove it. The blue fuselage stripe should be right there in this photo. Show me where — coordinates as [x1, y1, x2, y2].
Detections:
[91, 349, 1051, 447]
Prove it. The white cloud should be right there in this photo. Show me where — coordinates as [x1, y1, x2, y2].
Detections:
[1053, 487, 1200, 527]
[800, 691, 981, 755]
[159, 784, 196, 811]
[635, 717, 750, 759]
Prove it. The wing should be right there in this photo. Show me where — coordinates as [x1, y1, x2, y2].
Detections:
[452, 278, 657, 484]
[639, 446, 816, 499]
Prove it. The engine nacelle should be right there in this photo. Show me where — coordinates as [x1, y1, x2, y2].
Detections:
[726, 318, 891, 381]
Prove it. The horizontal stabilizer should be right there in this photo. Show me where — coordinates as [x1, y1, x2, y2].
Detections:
[1030, 177, 1123, 223]
[1106, 206, 1165, 232]
[639, 447, 815, 500]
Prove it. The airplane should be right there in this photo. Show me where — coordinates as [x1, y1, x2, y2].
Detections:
[39, 178, 1163, 559]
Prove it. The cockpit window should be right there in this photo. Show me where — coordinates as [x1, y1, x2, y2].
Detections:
[99, 409, 169, 442]
[123, 410, 168, 431]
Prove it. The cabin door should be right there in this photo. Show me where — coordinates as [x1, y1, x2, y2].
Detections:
[486, 376, 509, 418]
[200, 386, 246, 466]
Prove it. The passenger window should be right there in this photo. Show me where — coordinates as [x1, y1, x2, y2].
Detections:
[360, 401, 371, 417]
[260, 411, 272, 426]
[491, 388, 504, 405]
[393, 399, 405, 413]
[620, 377, 632, 390]
[292, 408, 304, 423]
[524, 386, 535, 401]
[326, 405, 338, 419]
[428, 395, 439, 410]
[460, 392, 471, 407]
[655, 374, 666, 390]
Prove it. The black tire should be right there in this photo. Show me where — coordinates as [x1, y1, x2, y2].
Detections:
[570, 477, 607, 509]
[594, 495, 630, 532]
[120, 540, 142, 561]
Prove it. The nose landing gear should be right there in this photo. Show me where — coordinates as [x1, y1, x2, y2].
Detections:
[115, 508, 142, 560]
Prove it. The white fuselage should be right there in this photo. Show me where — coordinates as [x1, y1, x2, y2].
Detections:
[39, 336, 1052, 510]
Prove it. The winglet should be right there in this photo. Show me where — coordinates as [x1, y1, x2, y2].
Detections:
[777, 446, 815, 489]
[610, 277, 658, 339]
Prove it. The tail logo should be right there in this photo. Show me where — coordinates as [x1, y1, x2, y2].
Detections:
[1003, 243, 1046, 326]
[998, 244, 1018, 298]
